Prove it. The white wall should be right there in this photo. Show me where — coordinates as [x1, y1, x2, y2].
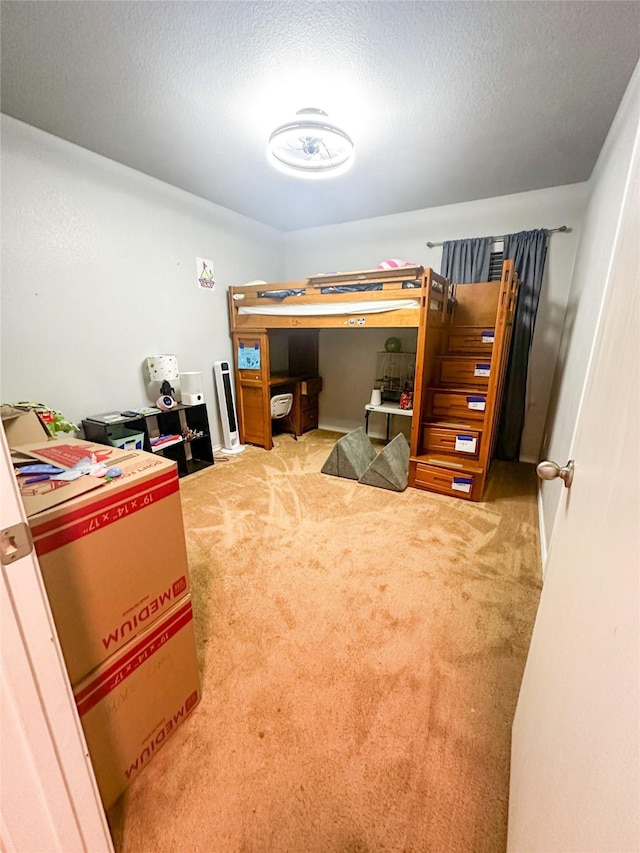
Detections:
[0, 117, 283, 447]
[319, 328, 418, 440]
[539, 61, 640, 554]
[284, 184, 587, 460]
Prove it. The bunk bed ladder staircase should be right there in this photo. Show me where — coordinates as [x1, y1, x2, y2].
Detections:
[409, 260, 518, 501]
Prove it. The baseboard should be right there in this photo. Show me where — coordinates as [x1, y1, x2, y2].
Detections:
[318, 421, 350, 436]
[318, 421, 387, 441]
[519, 454, 538, 464]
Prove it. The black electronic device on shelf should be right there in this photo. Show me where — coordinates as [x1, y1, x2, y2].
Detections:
[82, 403, 214, 478]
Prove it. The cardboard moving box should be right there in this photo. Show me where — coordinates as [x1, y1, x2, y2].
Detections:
[74, 595, 200, 809]
[4, 419, 200, 807]
[1, 406, 52, 446]
[11, 436, 132, 516]
[19, 439, 191, 684]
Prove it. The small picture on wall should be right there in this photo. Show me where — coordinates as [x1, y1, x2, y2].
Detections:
[197, 257, 215, 290]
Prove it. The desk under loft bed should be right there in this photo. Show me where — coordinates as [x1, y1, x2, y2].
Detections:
[227, 262, 518, 502]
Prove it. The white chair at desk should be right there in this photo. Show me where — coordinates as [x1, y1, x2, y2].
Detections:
[271, 393, 297, 441]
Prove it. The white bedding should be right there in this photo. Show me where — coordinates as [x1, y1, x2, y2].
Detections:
[237, 299, 420, 316]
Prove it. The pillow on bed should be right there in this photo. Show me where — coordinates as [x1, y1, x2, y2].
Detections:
[376, 259, 416, 269]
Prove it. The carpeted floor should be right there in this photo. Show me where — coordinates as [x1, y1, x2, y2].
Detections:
[108, 429, 541, 853]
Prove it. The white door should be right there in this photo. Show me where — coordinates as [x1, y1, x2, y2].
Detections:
[0, 425, 114, 852]
[506, 135, 639, 848]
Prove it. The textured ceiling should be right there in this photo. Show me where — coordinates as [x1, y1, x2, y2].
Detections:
[1, 1, 639, 231]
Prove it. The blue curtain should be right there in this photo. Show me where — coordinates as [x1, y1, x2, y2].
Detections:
[440, 237, 492, 283]
[496, 229, 549, 461]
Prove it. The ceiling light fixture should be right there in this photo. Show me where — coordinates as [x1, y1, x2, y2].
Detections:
[267, 108, 354, 179]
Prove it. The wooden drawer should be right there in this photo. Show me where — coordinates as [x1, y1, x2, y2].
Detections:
[422, 425, 481, 459]
[430, 390, 487, 422]
[299, 405, 318, 432]
[238, 370, 265, 386]
[438, 357, 491, 388]
[448, 326, 495, 355]
[301, 377, 323, 396]
[301, 393, 318, 413]
[411, 461, 475, 500]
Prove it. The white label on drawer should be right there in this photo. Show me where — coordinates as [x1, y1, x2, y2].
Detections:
[467, 396, 486, 411]
[474, 363, 491, 377]
[455, 435, 477, 453]
[481, 331, 494, 344]
[452, 477, 472, 493]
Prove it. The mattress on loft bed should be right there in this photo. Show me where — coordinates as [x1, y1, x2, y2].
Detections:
[237, 298, 421, 316]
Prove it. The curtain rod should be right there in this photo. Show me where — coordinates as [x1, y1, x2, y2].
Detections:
[425, 225, 568, 248]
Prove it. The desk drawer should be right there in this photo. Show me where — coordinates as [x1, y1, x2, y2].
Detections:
[300, 405, 318, 432]
[238, 370, 265, 386]
[301, 377, 323, 396]
[422, 425, 481, 458]
[302, 392, 319, 413]
[412, 461, 475, 500]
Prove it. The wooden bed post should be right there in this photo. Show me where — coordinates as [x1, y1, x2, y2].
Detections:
[409, 268, 431, 458]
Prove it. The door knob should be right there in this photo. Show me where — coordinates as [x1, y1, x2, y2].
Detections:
[536, 459, 574, 488]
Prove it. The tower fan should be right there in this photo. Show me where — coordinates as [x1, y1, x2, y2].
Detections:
[213, 361, 245, 455]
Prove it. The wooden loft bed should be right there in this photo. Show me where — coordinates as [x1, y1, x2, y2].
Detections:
[227, 266, 452, 450]
[228, 265, 451, 331]
[227, 261, 518, 502]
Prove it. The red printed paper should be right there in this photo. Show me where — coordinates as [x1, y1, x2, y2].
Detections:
[26, 444, 113, 468]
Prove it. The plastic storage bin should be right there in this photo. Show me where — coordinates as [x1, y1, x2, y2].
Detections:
[106, 426, 145, 451]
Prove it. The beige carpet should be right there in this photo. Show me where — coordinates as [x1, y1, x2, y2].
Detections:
[108, 429, 541, 853]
